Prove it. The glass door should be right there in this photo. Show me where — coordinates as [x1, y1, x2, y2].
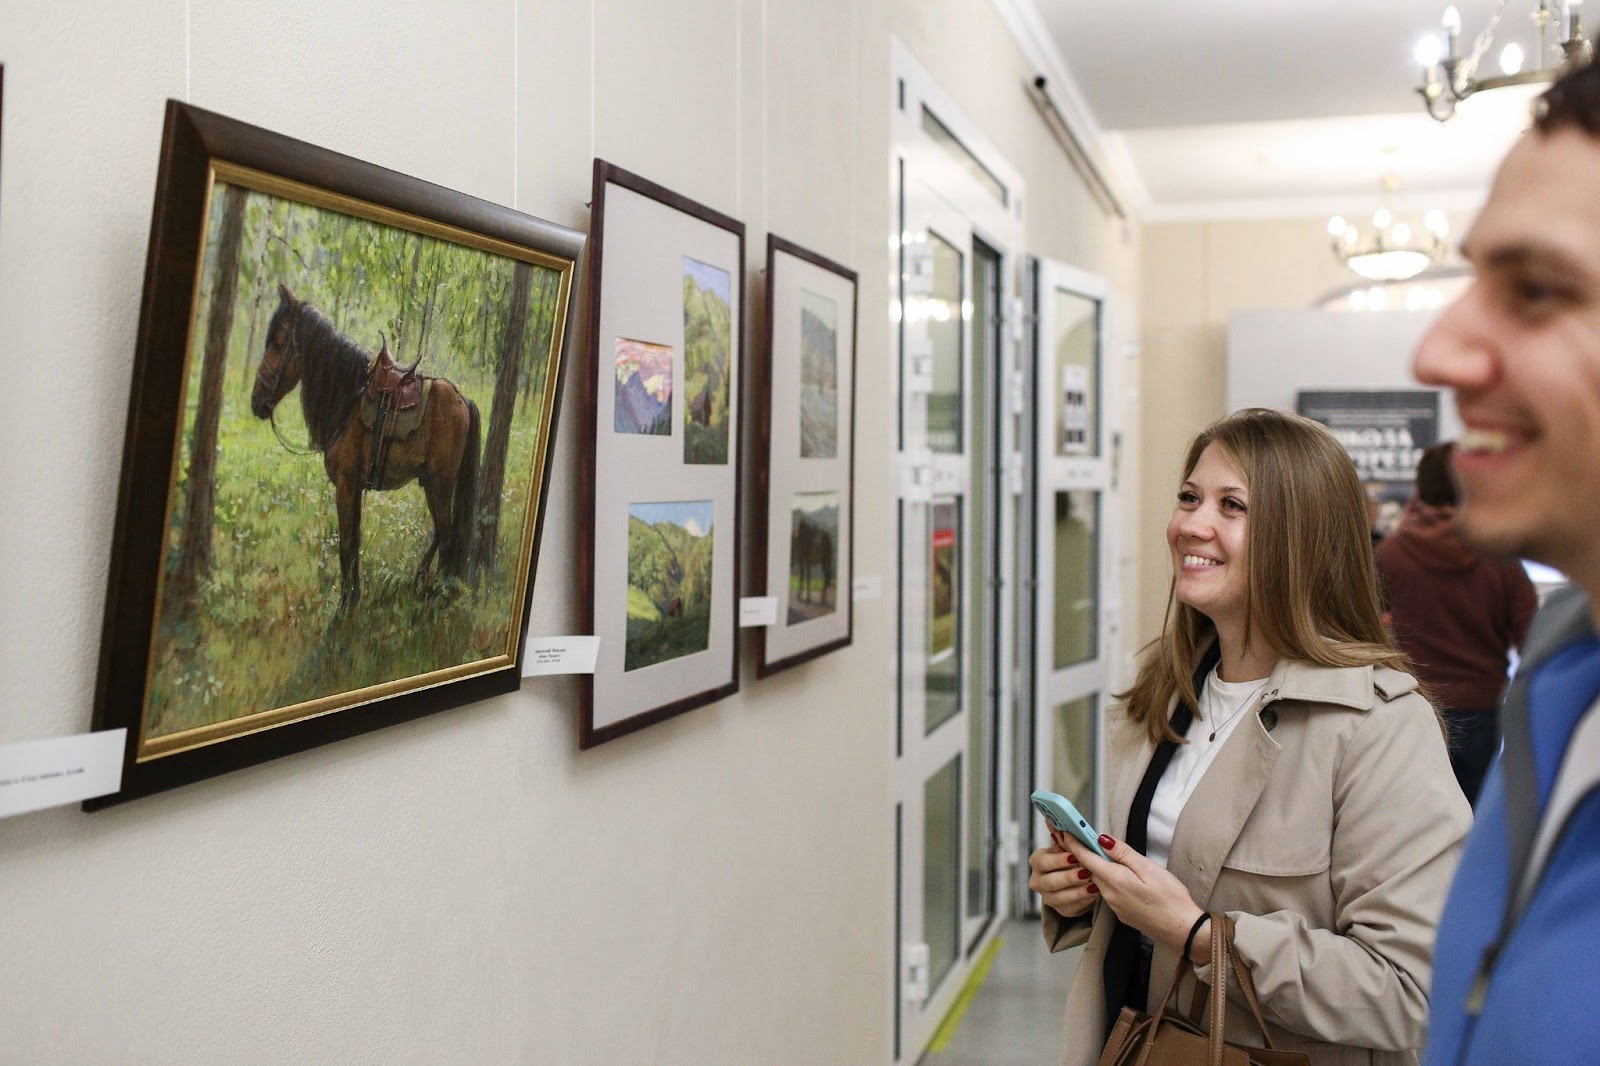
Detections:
[1028, 258, 1119, 875]
[895, 179, 975, 1057]
[891, 41, 1025, 1064]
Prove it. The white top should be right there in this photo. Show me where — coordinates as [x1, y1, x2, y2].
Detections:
[1145, 670, 1269, 870]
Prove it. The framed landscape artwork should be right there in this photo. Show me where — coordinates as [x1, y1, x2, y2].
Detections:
[755, 235, 857, 676]
[87, 102, 581, 807]
[580, 160, 745, 748]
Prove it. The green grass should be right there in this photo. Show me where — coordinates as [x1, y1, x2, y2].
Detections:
[624, 603, 711, 672]
[147, 367, 542, 739]
[627, 585, 661, 621]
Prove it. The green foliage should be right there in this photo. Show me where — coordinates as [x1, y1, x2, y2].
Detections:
[626, 585, 661, 622]
[147, 181, 565, 738]
[682, 272, 731, 464]
[624, 514, 714, 671]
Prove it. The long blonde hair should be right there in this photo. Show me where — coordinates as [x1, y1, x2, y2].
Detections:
[1121, 408, 1407, 743]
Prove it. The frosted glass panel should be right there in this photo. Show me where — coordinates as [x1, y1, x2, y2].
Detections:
[927, 234, 964, 454]
[1054, 288, 1099, 457]
[1052, 695, 1098, 823]
[1053, 491, 1099, 668]
[924, 756, 962, 994]
[926, 500, 961, 735]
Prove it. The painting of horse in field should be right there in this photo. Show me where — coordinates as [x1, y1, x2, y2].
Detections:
[787, 492, 838, 625]
[144, 178, 565, 743]
[625, 500, 715, 671]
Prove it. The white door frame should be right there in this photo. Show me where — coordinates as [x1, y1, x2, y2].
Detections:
[1028, 257, 1122, 866]
[890, 38, 1025, 1065]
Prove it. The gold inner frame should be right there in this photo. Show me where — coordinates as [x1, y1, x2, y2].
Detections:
[136, 160, 574, 762]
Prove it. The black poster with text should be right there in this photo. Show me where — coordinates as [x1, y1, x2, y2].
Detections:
[1296, 389, 1440, 536]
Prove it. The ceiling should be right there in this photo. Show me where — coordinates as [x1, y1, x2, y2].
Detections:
[1033, 0, 1556, 218]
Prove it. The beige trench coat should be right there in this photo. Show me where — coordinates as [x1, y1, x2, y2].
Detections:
[1042, 659, 1471, 1066]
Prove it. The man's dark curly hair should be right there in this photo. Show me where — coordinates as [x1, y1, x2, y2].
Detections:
[1535, 52, 1600, 134]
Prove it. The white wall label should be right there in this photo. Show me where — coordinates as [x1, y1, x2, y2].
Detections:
[521, 636, 601, 677]
[0, 729, 125, 818]
[853, 574, 884, 601]
[739, 596, 778, 627]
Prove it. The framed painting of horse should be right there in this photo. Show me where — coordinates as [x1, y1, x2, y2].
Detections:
[86, 102, 582, 807]
[579, 161, 744, 749]
[753, 235, 857, 677]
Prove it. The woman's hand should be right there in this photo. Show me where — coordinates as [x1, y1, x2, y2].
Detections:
[1060, 833, 1207, 958]
[1027, 831, 1099, 919]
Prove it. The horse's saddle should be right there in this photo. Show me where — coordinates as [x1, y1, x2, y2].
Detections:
[366, 341, 424, 411]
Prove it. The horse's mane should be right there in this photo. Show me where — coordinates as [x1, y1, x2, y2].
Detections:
[292, 302, 370, 450]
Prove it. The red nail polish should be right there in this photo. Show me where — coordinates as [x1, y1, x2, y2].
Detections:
[1098, 834, 1117, 850]
[1065, 854, 1078, 866]
[1077, 868, 1092, 880]
[1086, 883, 1099, 895]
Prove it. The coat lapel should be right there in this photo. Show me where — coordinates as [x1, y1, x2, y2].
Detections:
[1105, 714, 1157, 840]
[1165, 676, 1284, 910]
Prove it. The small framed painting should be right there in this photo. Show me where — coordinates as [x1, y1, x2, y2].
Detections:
[87, 102, 581, 807]
[580, 160, 745, 748]
[754, 235, 857, 676]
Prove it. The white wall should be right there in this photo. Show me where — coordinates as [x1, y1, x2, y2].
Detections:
[1135, 217, 1453, 646]
[0, 1, 1130, 1063]
[1227, 308, 1461, 436]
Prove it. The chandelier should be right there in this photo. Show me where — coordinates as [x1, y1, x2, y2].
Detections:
[1416, 1, 1591, 121]
[1328, 169, 1449, 283]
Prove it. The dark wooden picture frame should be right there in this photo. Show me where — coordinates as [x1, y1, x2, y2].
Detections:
[579, 160, 745, 748]
[754, 235, 858, 676]
[87, 102, 583, 808]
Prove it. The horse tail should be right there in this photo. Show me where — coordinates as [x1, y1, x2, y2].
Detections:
[445, 394, 481, 581]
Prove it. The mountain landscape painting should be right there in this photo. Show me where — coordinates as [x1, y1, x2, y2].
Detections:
[682, 256, 733, 464]
[798, 289, 838, 458]
[625, 500, 715, 671]
[614, 337, 673, 435]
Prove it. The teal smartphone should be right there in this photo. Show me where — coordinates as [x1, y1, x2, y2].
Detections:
[1030, 788, 1109, 860]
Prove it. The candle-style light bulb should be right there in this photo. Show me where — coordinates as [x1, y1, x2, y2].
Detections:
[1416, 34, 1446, 70]
[1374, 207, 1393, 230]
[1329, 216, 1348, 238]
[1501, 42, 1526, 74]
[1444, 5, 1463, 59]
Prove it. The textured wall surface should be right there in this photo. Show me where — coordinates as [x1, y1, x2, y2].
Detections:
[0, 1, 1130, 1062]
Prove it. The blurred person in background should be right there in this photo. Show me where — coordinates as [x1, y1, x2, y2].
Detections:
[1376, 441, 1536, 806]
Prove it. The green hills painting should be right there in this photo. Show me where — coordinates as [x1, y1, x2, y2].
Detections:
[625, 500, 715, 671]
[682, 257, 732, 464]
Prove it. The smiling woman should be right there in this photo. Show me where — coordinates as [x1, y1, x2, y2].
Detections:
[1028, 408, 1470, 1066]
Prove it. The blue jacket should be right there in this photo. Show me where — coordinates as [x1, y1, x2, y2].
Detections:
[1424, 586, 1600, 1065]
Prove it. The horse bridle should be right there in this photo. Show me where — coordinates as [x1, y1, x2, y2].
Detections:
[256, 306, 318, 456]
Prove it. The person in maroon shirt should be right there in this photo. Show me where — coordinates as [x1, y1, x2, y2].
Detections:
[1376, 441, 1538, 805]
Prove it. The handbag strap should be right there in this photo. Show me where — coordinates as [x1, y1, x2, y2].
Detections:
[1133, 917, 1228, 1066]
[1190, 909, 1286, 1049]
[1207, 911, 1228, 1066]
[1134, 913, 1285, 1066]
[1216, 915, 1277, 1050]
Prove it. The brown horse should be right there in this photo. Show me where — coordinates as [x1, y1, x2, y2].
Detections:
[791, 517, 834, 607]
[251, 284, 481, 612]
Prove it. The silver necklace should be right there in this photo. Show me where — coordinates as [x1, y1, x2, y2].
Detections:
[1205, 672, 1273, 742]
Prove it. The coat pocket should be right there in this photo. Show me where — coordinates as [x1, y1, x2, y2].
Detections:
[1219, 842, 1332, 877]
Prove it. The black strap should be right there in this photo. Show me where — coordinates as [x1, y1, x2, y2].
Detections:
[1101, 642, 1218, 1036]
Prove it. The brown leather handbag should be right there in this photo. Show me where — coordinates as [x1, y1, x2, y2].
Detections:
[1097, 914, 1309, 1066]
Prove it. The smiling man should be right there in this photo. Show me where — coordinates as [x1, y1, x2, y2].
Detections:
[1413, 55, 1600, 1066]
